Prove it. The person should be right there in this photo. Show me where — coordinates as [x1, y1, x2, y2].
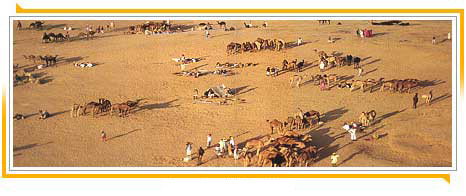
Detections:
[320, 79, 327, 91]
[348, 126, 357, 141]
[330, 152, 340, 167]
[233, 145, 240, 160]
[101, 130, 107, 142]
[359, 29, 364, 38]
[413, 93, 419, 109]
[180, 54, 186, 63]
[319, 60, 325, 72]
[214, 144, 222, 158]
[207, 133, 212, 148]
[358, 67, 364, 77]
[448, 32, 451, 40]
[432, 36, 436, 45]
[356, 28, 360, 37]
[229, 136, 235, 147]
[186, 142, 192, 160]
[14, 113, 25, 120]
[266, 66, 271, 76]
[198, 146, 205, 164]
[219, 139, 225, 153]
[17, 21, 22, 30]
[297, 37, 303, 46]
[65, 31, 70, 40]
[263, 21, 268, 28]
[205, 30, 209, 39]
[38, 110, 50, 120]
[327, 36, 333, 43]
[342, 123, 351, 132]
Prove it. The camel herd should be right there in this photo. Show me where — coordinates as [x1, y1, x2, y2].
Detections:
[70, 98, 140, 118]
[227, 37, 286, 54]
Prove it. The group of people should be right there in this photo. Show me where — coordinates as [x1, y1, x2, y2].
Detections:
[356, 28, 373, 38]
[185, 134, 240, 165]
[74, 62, 95, 68]
[266, 66, 280, 77]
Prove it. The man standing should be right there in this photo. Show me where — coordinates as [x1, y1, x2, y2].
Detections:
[413, 93, 419, 109]
[348, 127, 357, 141]
[207, 133, 212, 148]
[101, 130, 107, 142]
[186, 142, 192, 160]
[330, 152, 340, 167]
[432, 36, 436, 45]
[198, 146, 205, 165]
[205, 30, 209, 39]
[297, 37, 303, 46]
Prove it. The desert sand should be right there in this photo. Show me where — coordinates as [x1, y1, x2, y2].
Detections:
[12, 20, 452, 167]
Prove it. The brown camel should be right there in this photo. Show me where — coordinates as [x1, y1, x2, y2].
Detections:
[266, 119, 284, 134]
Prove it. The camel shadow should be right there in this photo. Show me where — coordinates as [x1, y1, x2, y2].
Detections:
[360, 56, 371, 62]
[338, 148, 365, 166]
[107, 129, 141, 141]
[210, 33, 230, 38]
[133, 99, 179, 112]
[362, 68, 378, 76]
[323, 107, 348, 123]
[13, 141, 53, 152]
[60, 56, 88, 64]
[39, 76, 54, 84]
[372, 32, 389, 37]
[430, 93, 451, 105]
[363, 59, 381, 67]
[373, 109, 406, 125]
[50, 110, 71, 118]
[44, 24, 66, 30]
[230, 86, 257, 96]
[418, 80, 445, 88]
[285, 41, 308, 49]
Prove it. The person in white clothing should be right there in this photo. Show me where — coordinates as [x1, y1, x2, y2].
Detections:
[330, 152, 340, 167]
[233, 145, 240, 160]
[297, 37, 303, 46]
[348, 127, 357, 141]
[448, 32, 451, 40]
[229, 136, 235, 146]
[185, 142, 192, 160]
[207, 133, 212, 148]
[219, 139, 225, 153]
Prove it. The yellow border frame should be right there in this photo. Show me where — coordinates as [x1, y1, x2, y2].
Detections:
[3, 5, 462, 183]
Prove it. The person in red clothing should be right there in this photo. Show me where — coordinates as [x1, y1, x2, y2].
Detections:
[101, 130, 107, 142]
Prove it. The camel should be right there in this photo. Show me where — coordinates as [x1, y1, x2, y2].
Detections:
[314, 49, 328, 59]
[274, 39, 285, 51]
[272, 136, 306, 149]
[70, 103, 80, 118]
[297, 146, 318, 166]
[23, 55, 37, 65]
[359, 112, 369, 126]
[364, 78, 383, 93]
[366, 110, 377, 125]
[257, 147, 281, 167]
[243, 135, 272, 156]
[380, 80, 397, 92]
[266, 119, 284, 134]
[216, 21, 226, 29]
[81, 102, 100, 116]
[241, 150, 254, 167]
[421, 90, 433, 105]
[285, 117, 297, 130]
[325, 74, 338, 85]
[350, 80, 366, 92]
[289, 74, 307, 88]
[399, 79, 419, 93]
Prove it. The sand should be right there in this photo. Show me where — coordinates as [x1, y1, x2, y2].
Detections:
[12, 20, 452, 167]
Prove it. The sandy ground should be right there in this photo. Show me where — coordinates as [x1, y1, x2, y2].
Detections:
[12, 20, 452, 167]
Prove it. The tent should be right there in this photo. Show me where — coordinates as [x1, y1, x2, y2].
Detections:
[203, 84, 231, 98]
